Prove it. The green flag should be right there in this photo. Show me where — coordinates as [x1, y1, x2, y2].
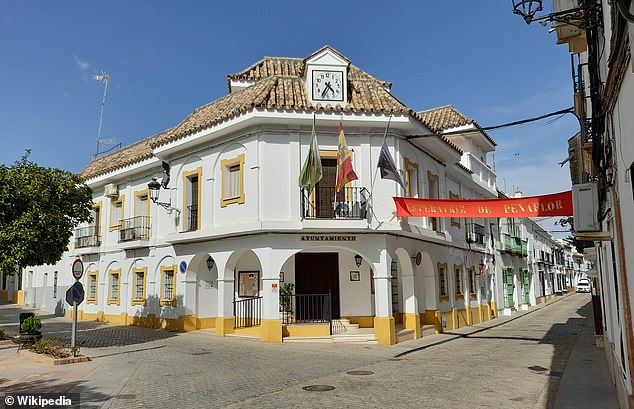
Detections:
[298, 119, 322, 190]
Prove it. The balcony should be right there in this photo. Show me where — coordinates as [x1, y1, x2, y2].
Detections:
[465, 222, 485, 245]
[75, 225, 100, 249]
[119, 216, 150, 242]
[500, 234, 528, 256]
[463, 153, 497, 194]
[185, 204, 198, 232]
[301, 187, 368, 220]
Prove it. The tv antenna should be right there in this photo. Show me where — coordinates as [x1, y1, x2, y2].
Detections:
[93, 71, 120, 158]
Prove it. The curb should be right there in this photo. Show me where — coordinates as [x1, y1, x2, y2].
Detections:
[18, 349, 91, 366]
[394, 293, 572, 358]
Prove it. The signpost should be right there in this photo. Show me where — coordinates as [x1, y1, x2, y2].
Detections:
[68, 259, 84, 356]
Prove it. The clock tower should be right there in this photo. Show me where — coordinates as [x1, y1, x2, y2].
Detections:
[304, 46, 350, 106]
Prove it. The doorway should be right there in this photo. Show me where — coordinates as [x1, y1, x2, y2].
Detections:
[295, 253, 340, 318]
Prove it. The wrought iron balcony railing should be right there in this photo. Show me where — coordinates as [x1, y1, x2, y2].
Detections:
[185, 204, 198, 231]
[465, 222, 485, 245]
[301, 186, 368, 219]
[75, 225, 101, 248]
[119, 216, 150, 242]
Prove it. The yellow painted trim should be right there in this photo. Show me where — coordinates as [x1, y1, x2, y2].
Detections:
[14, 290, 25, 305]
[404, 312, 421, 339]
[131, 267, 147, 306]
[216, 317, 235, 336]
[454, 264, 464, 300]
[449, 191, 461, 227]
[427, 171, 440, 230]
[374, 316, 396, 345]
[220, 154, 245, 207]
[92, 202, 102, 238]
[343, 316, 374, 328]
[196, 317, 216, 330]
[438, 262, 449, 301]
[260, 319, 282, 343]
[86, 270, 98, 304]
[489, 301, 497, 319]
[0, 290, 7, 303]
[133, 189, 150, 238]
[159, 265, 177, 306]
[109, 195, 125, 231]
[282, 324, 331, 338]
[404, 158, 419, 198]
[182, 167, 202, 231]
[107, 269, 121, 305]
[468, 267, 477, 298]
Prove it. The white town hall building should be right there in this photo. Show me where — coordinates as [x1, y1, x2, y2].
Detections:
[19, 46, 508, 344]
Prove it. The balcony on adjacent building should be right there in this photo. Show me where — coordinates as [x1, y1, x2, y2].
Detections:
[465, 222, 485, 245]
[119, 216, 150, 242]
[301, 187, 368, 220]
[463, 153, 497, 193]
[500, 233, 528, 256]
[75, 225, 100, 248]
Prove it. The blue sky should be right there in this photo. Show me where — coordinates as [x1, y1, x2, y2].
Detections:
[1, 1, 577, 206]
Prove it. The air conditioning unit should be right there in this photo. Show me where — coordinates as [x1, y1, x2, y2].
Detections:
[104, 183, 119, 198]
[572, 183, 599, 232]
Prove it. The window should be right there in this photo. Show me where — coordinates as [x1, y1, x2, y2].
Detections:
[449, 191, 461, 227]
[87, 271, 98, 304]
[438, 263, 449, 301]
[221, 154, 245, 207]
[108, 269, 120, 305]
[427, 172, 440, 231]
[405, 158, 419, 198]
[53, 271, 58, 298]
[109, 196, 124, 231]
[469, 267, 477, 298]
[92, 203, 102, 240]
[160, 266, 177, 306]
[183, 168, 201, 231]
[455, 265, 464, 298]
[132, 268, 146, 305]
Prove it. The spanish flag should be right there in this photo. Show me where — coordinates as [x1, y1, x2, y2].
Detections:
[336, 121, 358, 192]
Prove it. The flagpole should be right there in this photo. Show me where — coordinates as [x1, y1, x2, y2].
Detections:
[370, 115, 393, 196]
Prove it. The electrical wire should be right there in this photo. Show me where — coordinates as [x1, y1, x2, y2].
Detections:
[405, 107, 575, 140]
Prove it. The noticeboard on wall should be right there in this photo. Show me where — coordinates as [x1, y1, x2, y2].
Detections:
[238, 271, 260, 298]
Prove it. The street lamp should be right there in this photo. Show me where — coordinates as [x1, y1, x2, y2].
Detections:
[354, 254, 363, 268]
[147, 177, 179, 213]
[511, 0, 600, 28]
[207, 256, 215, 271]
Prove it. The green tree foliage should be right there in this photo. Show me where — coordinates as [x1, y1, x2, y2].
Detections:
[0, 151, 93, 272]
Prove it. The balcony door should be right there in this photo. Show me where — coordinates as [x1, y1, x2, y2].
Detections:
[315, 158, 344, 218]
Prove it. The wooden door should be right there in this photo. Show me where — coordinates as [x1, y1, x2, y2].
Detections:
[315, 158, 344, 218]
[295, 253, 340, 318]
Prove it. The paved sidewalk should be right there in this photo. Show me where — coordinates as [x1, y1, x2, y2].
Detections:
[0, 294, 620, 408]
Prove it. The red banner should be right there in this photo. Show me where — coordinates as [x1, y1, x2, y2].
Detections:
[394, 191, 573, 218]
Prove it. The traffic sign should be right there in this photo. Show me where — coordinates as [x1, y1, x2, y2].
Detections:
[72, 258, 84, 280]
[66, 282, 84, 306]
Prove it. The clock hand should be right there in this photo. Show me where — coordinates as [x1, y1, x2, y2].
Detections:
[322, 82, 334, 98]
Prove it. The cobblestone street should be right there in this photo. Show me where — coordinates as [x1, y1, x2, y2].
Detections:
[0, 294, 618, 408]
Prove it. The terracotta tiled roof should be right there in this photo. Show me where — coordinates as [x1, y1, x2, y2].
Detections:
[152, 63, 407, 148]
[457, 162, 474, 174]
[81, 47, 461, 180]
[416, 105, 497, 146]
[80, 130, 169, 180]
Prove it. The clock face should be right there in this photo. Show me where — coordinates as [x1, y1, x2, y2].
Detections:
[312, 70, 343, 101]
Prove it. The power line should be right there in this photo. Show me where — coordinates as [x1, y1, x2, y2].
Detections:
[406, 107, 576, 140]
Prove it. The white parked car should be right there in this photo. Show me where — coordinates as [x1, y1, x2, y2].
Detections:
[576, 279, 591, 293]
